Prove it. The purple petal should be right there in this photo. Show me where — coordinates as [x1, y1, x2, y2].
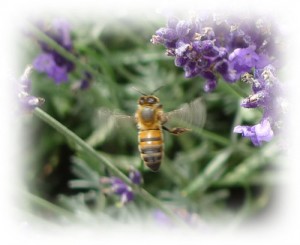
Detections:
[203, 79, 217, 92]
[156, 27, 177, 41]
[233, 125, 254, 137]
[214, 60, 229, 75]
[253, 119, 274, 142]
[175, 41, 190, 56]
[121, 191, 134, 203]
[33, 53, 68, 83]
[184, 61, 200, 78]
[175, 56, 188, 67]
[48, 65, 68, 84]
[112, 183, 129, 195]
[129, 170, 143, 185]
[33, 53, 56, 73]
[229, 47, 259, 73]
[176, 20, 190, 37]
[234, 119, 273, 146]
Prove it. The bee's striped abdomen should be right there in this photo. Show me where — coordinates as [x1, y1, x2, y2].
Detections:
[138, 129, 163, 172]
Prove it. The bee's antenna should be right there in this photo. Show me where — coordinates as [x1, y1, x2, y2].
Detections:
[150, 85, 165, 95]
[132, 86, 147, 96]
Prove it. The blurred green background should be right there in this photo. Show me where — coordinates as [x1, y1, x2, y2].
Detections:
[16, 13, 281, 228]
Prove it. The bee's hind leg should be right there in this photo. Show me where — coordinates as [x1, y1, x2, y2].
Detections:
[162, 125, 191, 135]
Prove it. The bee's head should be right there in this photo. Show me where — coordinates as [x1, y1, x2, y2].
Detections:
[133, 86, 164, 106]
[138, 95, 160, 106]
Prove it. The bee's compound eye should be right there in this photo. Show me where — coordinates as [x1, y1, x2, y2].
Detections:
[139, 97, 145, 105]
[147, 97, 157, 104]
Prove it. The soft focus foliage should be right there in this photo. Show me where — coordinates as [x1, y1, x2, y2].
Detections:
[17, 13, 283, 229]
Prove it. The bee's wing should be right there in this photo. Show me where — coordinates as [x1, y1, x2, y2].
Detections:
[97, 108, 134, 129]
[165, 97, 206, 129]
[86, 108, 136, 147]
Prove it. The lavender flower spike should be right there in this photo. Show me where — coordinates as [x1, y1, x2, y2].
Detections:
[151, 14, 280, 92]
[151, 14, 283, 146]
[110, 177, 135, 206]
[33, 53, 68, 84]
[33, 19, 74, 84]
[100, 169, 142, 206]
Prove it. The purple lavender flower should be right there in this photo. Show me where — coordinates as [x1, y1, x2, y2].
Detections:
[17, 66, 45, 110]
[33, 19, 74, 84]
[151, 14, 280, 91]
[100, 169, 142, 206]
[33, 53, 68, 84]
[234, 64, 284, 145]
[110, 177, 134, 203]
[152, 14, 283, 146]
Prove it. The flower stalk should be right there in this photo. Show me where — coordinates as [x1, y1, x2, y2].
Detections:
[33, 107, 185, 225]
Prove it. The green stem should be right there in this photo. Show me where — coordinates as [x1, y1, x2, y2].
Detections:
[181, 147, 233, 196]
[218, 81, 249, 98]
[34, 108, 128, 182]
[33, 108, 184, 225]
[230, 102, 242, 143]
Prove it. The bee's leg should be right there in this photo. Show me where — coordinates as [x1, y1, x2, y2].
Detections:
[162, 125, 191, 135]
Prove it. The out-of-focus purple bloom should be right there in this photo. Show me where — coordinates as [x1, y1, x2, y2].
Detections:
[71, 72, 92, 91]
[234, 119, 274, 146]
[100, 169, 142, 206]
[110, 177, 134, 203]
[17, 66, 45, 110]
[101, 177, 134, 206]
[33, 19, 74, 84]
[52, 19, 72, 49]
[33, 53, 68, 84]
[33, 53, 56, 73]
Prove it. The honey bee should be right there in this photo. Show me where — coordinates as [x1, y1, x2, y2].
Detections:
[96, 87, 206, 172]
